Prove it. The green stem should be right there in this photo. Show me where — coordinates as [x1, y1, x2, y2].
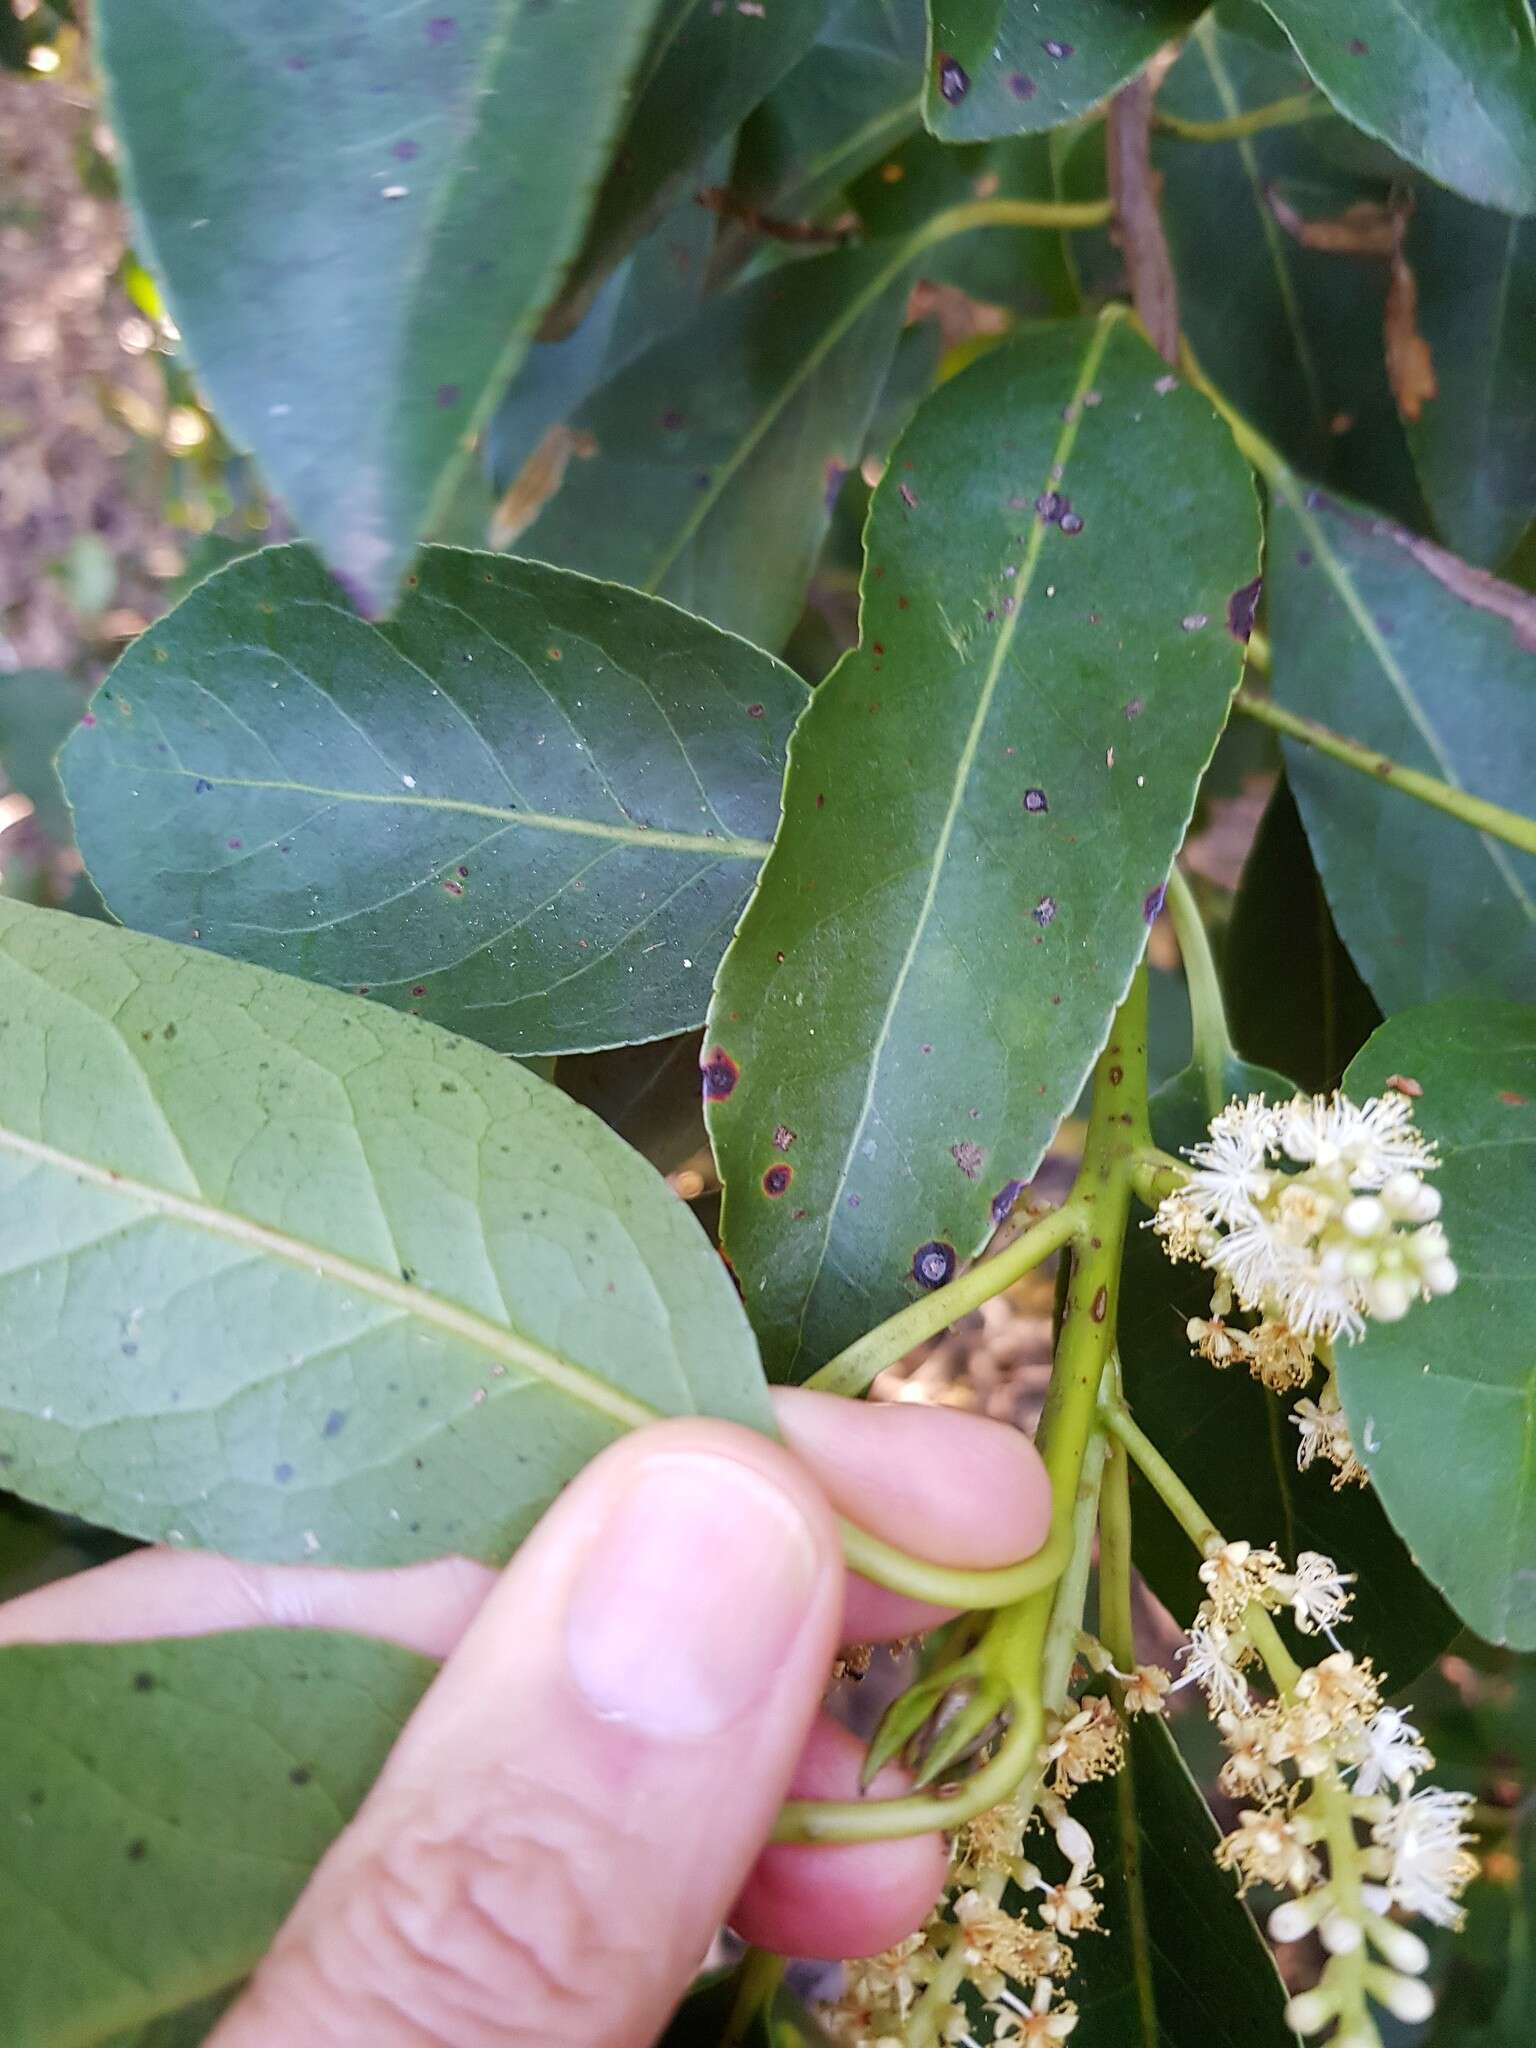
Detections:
[1165, 867, 1234, 1116]
[1102, 1399, 1222, 1554]
[723, 1949, 784, 2047]
[776, 976, 1152, 1847]
[913, 195, 1115, 249]
[1235, 688, 1536, 857]
[1154, 90, 1323, 142]
[1098, 1392, 1137, 1674]
[1130, 1145, 1186, 1209]
[840, 1513, 1073, 1612]
[806, 1198, 1083, 1397]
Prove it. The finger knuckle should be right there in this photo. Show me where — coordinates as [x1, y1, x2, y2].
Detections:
[305, 1767, 657, 2045]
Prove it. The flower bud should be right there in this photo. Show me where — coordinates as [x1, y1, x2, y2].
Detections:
[1368, 1917, 1429, 1974]
[1319, 1910, 1363, 1954]
[1367, 1966, 1434, 2023]
[1423, 1255, 1458, 1296]
[1054, 1812, 1096, 1872]
[1366, 1273, 1412, 1322]
[1342, 1196, 1385, 1239]
[1284, 1988, 1337, 2035]
[1268, 1895, 1327, 1942]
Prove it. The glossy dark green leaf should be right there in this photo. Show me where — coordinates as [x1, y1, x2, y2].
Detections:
[1063, 1713, 1297, 2047]
[95, 0, 665, 613]
[1226, 778, 1381, 1093]
[484, 146, 727, 499]
[520, 245, 913, 651]
[62, 545, 806, 1057]
[0, 898, 772, 1565]
[849, 129, 1079, 317]
[1338, 1002, 1536, 1648]
[0, 1631, 430, 2045]
[1153, 14, 1425, 524]
[557, 0, 829, 317]
[1120, 1060, 1457, 1681]
[706, 313, 1260, 1379]
[1259, 0, 1536, 216]
[1404, 186, 1536, 569]
[730, 0, 925, 231]
[923, 1, 1206, 143]
[1269, 479, 1536, 1011]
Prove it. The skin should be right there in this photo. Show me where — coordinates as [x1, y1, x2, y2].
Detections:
[0, 1388, 1051, 2047]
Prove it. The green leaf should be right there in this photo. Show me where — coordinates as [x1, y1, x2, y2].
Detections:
[730, 0, 926, 231]
[1258, 0, 1536, 216]
[706, 312, 1260, 1379]
[556, 0, 829, 318]
[923, 1, 1207, 143]
[1337, 1001, 1536, 1648]
[0, 1630, 430, 2045]
[0, 898, 771, 1565]
[1064, 1713, 1298, 2048]
[1268, 478, 1536, 1012]
[1153, 14, 1425, 525]
[1226, 778, 1381, 1093]
[1404, 186, 1536, 570]
[0, 671, 99, 913]
[94, 0, 666, 614]
[1120, 1059, 1458, 1682]
[100, 1987, 239, 2048]
[61, 544, 806, 1058]
[519, 244, 915, 651]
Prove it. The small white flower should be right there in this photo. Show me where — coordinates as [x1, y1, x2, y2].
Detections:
[1181, 1095, 1278, 1226]
[1280, 1552, 1355, 1637]
[1352, 1705, 1434, 1796]
[1276, 1091, 1437, 1188]
[1179, 1619, 1251, 1713]
[1372, 1786, 1478, 1928]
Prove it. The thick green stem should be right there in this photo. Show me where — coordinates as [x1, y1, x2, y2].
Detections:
[840, 1513, 1073, 1612]
[1098, 1400, 1137, 1674]
[723, 1949, 784, 2047]
[1155, 89, 1323, 142]
[1165, 866, 1234, 1116]
[1235, 688, 1536, 856]
[776, 975, 1152, 1847]
[807, 1198, 1083, 1397]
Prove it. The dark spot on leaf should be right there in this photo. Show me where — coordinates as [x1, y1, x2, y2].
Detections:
[1033, 896, 1057, 927]
[436, 384, 461, 409]
[1143, 883, 1167, 923]
[1036, 491, 1064, 524]
[126, 1839, 147, 1862]
[951, 1140, 984, 1180]
[289, 1766, 312, 1787]
[322, 1409, 347, 1439]
[747, 703, 765, 718]
[661, 408, 685, 431]
[226, 836, 242, 850]
[1297, 548, 1314, 568]
[936, 53, 970, 104]
[773, 1124, 796, 1151]
[194, 777, 212, 794]
[1109, 1066, 1124, 1087]
[1385, 1074, 1423, 1097]
[1227, 576, 1262, 641]
[411, 985, 427, 998]
[1008, 72, 1036, 100]
[393, 140, 420, 161]
[700, 1047, 740, 1100]
[162, 1021, 177, 1042]
[912, 1241, 957, 1289]
[762, 1164, 793, 1197]
[1058, 511, 1083, 536]
[132, 1671, 156, 1693]
[1124, 697, 1144, 720]
[992, 1180, 1026, 1225]
[1043, 39, 1074, 59]
[1024, 788, 1048, 813]
[273, 1461, 295, 1485]
[426, 16, 457, 44]
[1500, 1090, 1529, 1107]
[1348, 38, 1368, 55]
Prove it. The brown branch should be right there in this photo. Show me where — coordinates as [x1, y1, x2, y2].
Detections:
[1106, 76, 1179, 363]
[695, 186, 854, 248]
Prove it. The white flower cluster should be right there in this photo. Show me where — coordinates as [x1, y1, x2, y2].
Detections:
[1155, 1090, 1457, 1489]
[821, 1703, 1131, 2046]
[1179, 1537, 1476, 2044]
[1157, 1090, 1456, 1343]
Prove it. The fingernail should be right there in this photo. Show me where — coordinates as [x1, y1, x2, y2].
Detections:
[565, 1451, 820, 1738]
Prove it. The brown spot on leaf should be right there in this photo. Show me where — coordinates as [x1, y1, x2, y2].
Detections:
[951, 1140, 984, 1180]
[1385, 1074, 1423, 1097]
[762, 1165, 793, 1198]
[490, 425, 598, 548]
[1091, 1286, 1108, 1323]
[1227, 577, 1263, 641]
[700, 1048, 740, 1101]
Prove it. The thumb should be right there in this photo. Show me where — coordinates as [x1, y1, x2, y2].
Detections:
[210, 1420, 845, 2048]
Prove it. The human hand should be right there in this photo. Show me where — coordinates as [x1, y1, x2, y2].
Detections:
[0, 1389, 1050, 2047]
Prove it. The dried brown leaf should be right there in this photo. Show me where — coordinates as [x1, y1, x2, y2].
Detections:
[1385, 245, 1437, 423]
[489, 423, 598, 549]
[1266, 187, 1398, 256]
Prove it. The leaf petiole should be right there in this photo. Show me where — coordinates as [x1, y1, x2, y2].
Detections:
[1165, 866, 1235, 1118]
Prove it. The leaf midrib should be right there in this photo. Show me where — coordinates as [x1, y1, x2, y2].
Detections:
[0, 1124, 660, 1434]
[786, 308, 1126, 1369]
[120, 766, 772, 861]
